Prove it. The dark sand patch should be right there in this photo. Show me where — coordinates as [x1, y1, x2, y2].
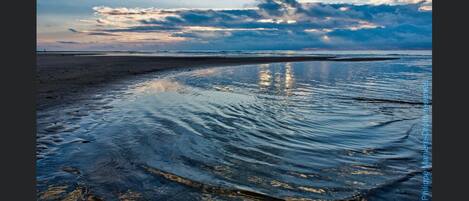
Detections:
[37, 54, 398, 110]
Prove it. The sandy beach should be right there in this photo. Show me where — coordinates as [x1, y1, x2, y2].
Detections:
[37, 53, 396, 110]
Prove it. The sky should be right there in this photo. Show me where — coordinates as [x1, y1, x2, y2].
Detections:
[37, 0, 432, 51]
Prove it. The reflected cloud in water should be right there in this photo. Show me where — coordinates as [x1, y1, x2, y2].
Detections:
[190, 68, 221, 77]
[133, 78, 186, 94]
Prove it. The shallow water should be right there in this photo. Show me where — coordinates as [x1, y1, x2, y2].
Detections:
[37, 54, 432, 200]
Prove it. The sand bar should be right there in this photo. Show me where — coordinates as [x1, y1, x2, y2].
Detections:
[37, 53, 397, 109]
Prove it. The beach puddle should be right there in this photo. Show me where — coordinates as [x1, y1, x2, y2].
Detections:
[37, 54, 432, 200]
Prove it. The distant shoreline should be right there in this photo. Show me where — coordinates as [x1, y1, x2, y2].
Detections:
[36, 54, 398, 110]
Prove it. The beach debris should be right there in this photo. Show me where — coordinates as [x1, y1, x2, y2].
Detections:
[39, 185, 68, 200]
[118, 190, 142, 201]
[62, 166, 81, 175]
[212, 165, 232, 177]
[247, 176, 264, 184]
[86, 195, 104, 201]
[289, 172, 309, 179]
[141, 165, 284, 201]
[270, 180, 294, 189]
[350, 165, 382, 175]
[61, 187, 85, 201]
[200, 193, 217, 201]
[285, 198, 316, 201]
[38, 184, 105, 201]
[298, 186, 326, 194]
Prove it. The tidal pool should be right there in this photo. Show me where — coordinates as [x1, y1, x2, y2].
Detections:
[37, 55, 432, 200]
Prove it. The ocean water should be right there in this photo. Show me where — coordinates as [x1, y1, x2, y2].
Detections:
[36, 51, 432, 200]
[39, 49, 432, 58]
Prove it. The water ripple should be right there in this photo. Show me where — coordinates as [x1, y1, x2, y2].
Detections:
[37, 56, 432, 200]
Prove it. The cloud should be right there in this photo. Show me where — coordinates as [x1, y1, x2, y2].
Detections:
[87, 32, 120, 36]
[63, 0, 431, 50]
[56, 40, 81, 44]
[68, 28, 79, 33]
[68, 28, 121, 36]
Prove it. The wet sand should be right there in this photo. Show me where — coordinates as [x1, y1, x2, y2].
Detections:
[37, 54, 397, 110]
